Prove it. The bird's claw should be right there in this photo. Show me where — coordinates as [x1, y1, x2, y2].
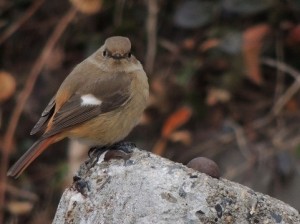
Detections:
[73, 175, 90, 196]
[88, 141, 135, 166]
[110, 141, 136, 153]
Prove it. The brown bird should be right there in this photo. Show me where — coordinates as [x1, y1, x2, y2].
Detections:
[7, 36, 149, 178]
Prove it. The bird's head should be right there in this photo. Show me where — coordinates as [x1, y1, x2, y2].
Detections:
[92, 36, 142, 73]
[103, 36, 132, 60]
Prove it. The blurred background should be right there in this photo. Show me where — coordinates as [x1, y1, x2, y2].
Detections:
[1, 0, 300, 223]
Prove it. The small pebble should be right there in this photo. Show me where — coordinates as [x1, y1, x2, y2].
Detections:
[186, 157, 220, 178]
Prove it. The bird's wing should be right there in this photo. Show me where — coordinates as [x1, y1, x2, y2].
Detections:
[30, 96, 56, 135]
[42, 72, 132, 138]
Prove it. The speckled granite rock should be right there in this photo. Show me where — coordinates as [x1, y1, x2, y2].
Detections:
[53, 148, 300, 224]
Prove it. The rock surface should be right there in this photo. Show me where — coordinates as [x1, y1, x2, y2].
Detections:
[53, 148, 300, 224]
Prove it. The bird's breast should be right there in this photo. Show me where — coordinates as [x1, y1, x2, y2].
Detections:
[66, 71, 149, 146]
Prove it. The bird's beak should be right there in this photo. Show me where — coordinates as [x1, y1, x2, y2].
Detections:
[111, 53, 124, 60]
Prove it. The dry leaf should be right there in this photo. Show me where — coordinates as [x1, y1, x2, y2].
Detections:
[69, 0, 102, 14]
[242, 24, 271, 85]
[162, 106, 192, 139]
[286, 24, 300, 46]
[0, 71, 16, 102]
[285, 98, 298, 112]
[199, 38, 220, 52]
[152, 138, 168, 156]
[168, 130, 192, 145]
[182, 38, 196, 50]
[206, 87, 231, 105]
[7, 201, 34, 215]
[152, 106, 192, 155]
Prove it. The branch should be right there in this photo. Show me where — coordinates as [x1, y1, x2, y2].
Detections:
[261, 58, 300, 116]
[0, 0, 45, 45]
[145, 0, 158, 74]
[53, 148, 299, 223]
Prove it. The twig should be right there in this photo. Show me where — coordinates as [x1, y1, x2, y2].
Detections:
[158, 38, 180, 55]
[223, 131, 300, 180]
[6, 183, 38, 202]
[113, 0, 126, 27]
[0, 0, 45, 45]
[253, 57, 300, 128]
[224, 120, 251, 159]
[145, 0, 158, 74]
[252, 114, 273, 129]
[272, 79, 300, 115]
[273, 35, 285, 108]
[261, 57, 300, 116]
[0, 7, 77, 223]
[261, 57, 300, 80]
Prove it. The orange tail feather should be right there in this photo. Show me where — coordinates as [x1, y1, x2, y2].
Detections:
[7, 136, 56, 178]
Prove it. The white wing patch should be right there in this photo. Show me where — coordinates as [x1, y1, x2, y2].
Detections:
[81, 94, 102, 106]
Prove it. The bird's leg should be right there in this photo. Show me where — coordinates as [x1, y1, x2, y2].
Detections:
[88, 147, 96, 158]
[88, 141, 136, 167]
[88, 145, 110, 167]
[108, 141, 136, 153]
[88, 145, 107, 159]
[101, 141, 136, 161]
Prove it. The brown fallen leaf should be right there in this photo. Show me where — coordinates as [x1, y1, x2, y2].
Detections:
[206, 87, 231, 106]
[285, 98, 298, 112]
[7, 201, 34, 215]
[182, 37, 196, 50]
[152, 138, 168, 156]
[162, 106, 192, 139]
[152, 106, 192, 155]
[0, 71, 16, 102]
[69, 0, 102, 14]
[242, 24, 271, 85]
[199, 38, 220, 52]
[286, 24, 300, 46]
[168, 130, 192, 146]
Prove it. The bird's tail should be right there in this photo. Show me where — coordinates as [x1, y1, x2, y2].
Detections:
[7, 136, 56, 178]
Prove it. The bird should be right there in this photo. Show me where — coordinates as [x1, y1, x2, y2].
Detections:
[7, 36, 149, 178]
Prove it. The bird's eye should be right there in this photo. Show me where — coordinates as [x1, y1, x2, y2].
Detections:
[128, 52, 132, 58]
[103, 50, 107, 57]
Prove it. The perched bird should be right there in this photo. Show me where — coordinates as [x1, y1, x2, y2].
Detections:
[7, 36, 149, 178]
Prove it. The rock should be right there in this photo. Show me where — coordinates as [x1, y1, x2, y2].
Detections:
[53, 148, 300, 224]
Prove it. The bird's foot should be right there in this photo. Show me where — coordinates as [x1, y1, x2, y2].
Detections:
[103, 141, 135, 161]
[88, 146, 108, 159]
[88, 141, 136, 166]
[73, 175, 90, 196]
[109, 141, 136, 153]
[88, 146, 109, 167]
